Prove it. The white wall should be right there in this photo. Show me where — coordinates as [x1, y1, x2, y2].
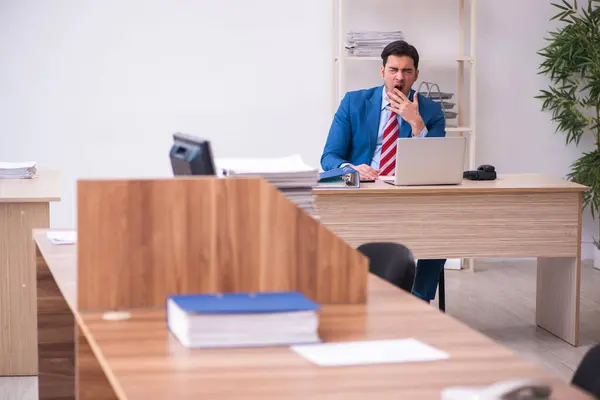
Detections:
[0, 0, 596, 257]
[476, 0, 597, 258]
[0, 0, 334, 229]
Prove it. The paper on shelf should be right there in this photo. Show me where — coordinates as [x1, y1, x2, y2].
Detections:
[0, 161, 37, 179]
[0, 161, 36, 169]
[291, 338, 450, 367]
[47, 231, 77, 245]
[345, 30, 405, 57]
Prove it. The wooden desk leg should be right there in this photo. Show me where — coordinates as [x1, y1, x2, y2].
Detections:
[37, 246, 75, 400]
[76, 326, 118, 400]
[536, 257, 580, 346]
[0, 202, 49, 376]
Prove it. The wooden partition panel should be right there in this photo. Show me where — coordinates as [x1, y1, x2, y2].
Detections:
[76, 177, 368, 309]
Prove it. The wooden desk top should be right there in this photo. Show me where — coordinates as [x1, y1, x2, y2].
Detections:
[0, 169, 61, 202]
[33, 230, 591, 399]
[313, 173, 588, 195]
[35, 229, 77, 309]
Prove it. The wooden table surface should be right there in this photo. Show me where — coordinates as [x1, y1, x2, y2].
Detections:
[0, 169, 61, 202]
[34, 230, 592, 399]
[313, 173, 589, 195]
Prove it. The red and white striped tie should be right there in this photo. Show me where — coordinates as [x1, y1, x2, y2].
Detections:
[379, 113, 399, 176]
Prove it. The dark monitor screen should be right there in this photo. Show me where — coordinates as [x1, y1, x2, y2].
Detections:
[170, 132, 216, 176]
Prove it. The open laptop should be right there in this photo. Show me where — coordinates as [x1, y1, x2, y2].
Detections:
[384, 136, 466, 186]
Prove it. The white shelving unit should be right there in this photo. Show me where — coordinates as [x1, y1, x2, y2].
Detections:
[331, 0, 477, 271]
[331, 0, 477, 170]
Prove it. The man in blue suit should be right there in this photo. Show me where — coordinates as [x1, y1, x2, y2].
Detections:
[320, 40, 446, 302]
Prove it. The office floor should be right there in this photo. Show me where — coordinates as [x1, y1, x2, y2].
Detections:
[432, 259, 600, 381]
[1, 260, 598, 399]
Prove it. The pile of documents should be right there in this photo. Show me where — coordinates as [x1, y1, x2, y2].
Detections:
[217, 155, 319, 215]
[345, 30, 405, 57]
[167, 291, 321, 348]
[0, 161, 37, 179]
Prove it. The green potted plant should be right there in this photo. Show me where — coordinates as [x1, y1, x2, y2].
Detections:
[536, 0, 600, 268]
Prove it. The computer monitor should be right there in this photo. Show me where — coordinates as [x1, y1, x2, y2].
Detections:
[169, 132, 216, 176]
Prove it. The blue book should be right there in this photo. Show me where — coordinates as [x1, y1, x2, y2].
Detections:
[166, 291, 322, 348]
[166, 291, 321, 314]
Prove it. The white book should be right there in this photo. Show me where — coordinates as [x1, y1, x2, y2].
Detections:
[167, 291, 321, 348]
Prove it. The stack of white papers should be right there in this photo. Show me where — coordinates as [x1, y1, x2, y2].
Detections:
[217, 155, 319, 215]
[47, 231, 77, 245]
[291, 338, 450, 367]
[346, 30, 405, 57]
[0, 161, 37, 179]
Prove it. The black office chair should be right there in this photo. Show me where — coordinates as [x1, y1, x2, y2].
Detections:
[357, 242, 416, 293]
[572, 343, 600, 398]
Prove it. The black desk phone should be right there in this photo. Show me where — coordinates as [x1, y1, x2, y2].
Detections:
[464, 164, 497, 181]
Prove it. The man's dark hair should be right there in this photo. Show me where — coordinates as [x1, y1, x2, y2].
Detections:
[381, 40, 419, 69]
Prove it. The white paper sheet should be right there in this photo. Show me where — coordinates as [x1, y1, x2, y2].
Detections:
[291, 338, 450, 367]
[47, 231, 77, 245]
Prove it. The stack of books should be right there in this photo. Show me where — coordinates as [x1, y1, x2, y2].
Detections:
[217, 155, 319, 215]
[345, 30, 405, 57]
[166, 291, 321, 348]
[0, 161, 37, 179]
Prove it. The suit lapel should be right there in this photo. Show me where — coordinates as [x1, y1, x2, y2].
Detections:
[365, 86, 383, 154]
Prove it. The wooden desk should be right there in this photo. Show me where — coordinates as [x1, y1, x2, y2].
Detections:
[34, 230, 592, 399]
[0, 170, 60, 376]
[313, 173, 588, 347]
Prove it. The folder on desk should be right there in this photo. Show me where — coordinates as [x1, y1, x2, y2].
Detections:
[318, 166, 360, 188]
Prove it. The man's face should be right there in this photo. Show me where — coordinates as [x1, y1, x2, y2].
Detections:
[380, 55, 419, 96]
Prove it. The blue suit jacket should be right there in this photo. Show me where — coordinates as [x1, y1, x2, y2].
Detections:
[320, 85, 446, 171]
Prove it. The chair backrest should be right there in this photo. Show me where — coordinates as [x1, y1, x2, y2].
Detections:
[357, 242, 416, 293]
[572, 343, 600, 398]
